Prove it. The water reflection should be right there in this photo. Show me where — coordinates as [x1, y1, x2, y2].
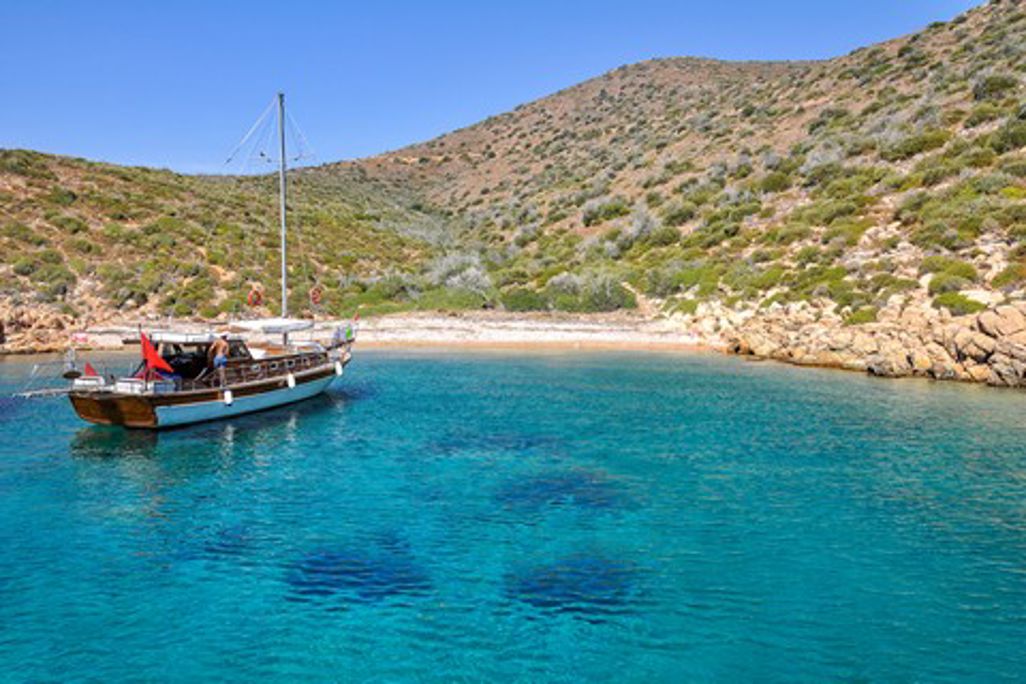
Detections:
[69, 393, 341, 460]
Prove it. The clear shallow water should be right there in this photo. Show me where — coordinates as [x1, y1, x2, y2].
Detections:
[1, 350, 1025, 682]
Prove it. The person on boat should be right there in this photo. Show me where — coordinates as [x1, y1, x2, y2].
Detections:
[208, 333, 230, 386]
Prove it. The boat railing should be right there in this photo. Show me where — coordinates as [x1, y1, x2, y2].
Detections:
[173, 350, 327, 392]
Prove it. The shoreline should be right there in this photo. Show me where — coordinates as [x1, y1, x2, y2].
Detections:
[0, 311, 718, 356]
[2, 304, 1026, 391]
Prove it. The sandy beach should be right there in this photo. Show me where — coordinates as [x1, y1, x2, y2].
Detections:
[16, 311, 710, 355]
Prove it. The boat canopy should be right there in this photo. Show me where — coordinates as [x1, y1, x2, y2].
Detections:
[148, 331, 223, 344]
[231, 318, 314, 335]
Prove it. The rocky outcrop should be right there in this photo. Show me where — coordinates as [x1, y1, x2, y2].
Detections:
[719, 299, 1026, 389]
[0, 303, 75, 354]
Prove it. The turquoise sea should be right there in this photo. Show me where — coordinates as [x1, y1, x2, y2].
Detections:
[1, 350, 1024, 682]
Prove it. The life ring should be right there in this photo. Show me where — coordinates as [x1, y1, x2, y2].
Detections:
[309, 286, 323, 306]
[247, 288, 263, 307]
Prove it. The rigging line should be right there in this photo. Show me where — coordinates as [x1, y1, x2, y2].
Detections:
[286, 110, 318, 165]
[224, 96, 276, 166]
[252, 111, 277, 170]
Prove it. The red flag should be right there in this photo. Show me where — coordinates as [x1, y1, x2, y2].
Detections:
[83, 362, 98, 377]
[140, 333, 173, 373]
[353, 310, 360, 322]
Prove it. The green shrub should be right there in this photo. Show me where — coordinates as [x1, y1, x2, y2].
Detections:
[48, 187, 77, 206]
[661, 201, 697, 226]
[973, 74, 1019, 101]
[12, 257, 38, 276]
[643, 226, 681, 247]
[1, 222, 47, 246]
[415, 287, 486, 311]
[919, 255, 978, 281]
[750, 266, 787, 291]
[991, 262, 1026, 289]
[582, 198, 631, 226]
[674, 299, 699, 315]
[761, 222, 810, 245]
[672, 263, 722, 295]
[991, 120, 1026, 154]
[0, 149, 56, 179]
[881, 129, 951, 161]
[822, 219, 870, 246]
[1002, 157, 1026, 178]
[795, 246, 822, 265]
[932, 292, 986, 315]
[844, 306, 878, 325]
[798, 199, 860, 226]
[501, 287, 548, 312]
[760, 171, 792, 193]
[50, 215, 88, 234]
[928, 272, 971, 295]
[866, 273, 918, 297]
[965, 102, 1005, 128]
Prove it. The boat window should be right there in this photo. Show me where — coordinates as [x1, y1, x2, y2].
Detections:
[229, 341, 252, 360]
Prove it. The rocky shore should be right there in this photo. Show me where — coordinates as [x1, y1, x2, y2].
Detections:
[3, 299, 1026, 391]
[696, 298, 1026, 389]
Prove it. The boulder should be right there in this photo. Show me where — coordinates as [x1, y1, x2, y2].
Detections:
[977, 306, 1026, 339]
[966, 332, 997, 362]
[964, 362, 992, 383]
[867, 340, 912, 377]
[909, 347, 933, 373]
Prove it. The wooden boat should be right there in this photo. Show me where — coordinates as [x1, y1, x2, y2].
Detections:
[68, 326, 351, 428]
[68, 93, 354, 429]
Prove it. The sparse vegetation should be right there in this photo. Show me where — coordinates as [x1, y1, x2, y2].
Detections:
[3, 0, 1026, 322]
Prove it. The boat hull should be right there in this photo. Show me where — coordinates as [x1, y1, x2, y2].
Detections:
[156, 374, 335, 427]
[70, 363, 340, 429]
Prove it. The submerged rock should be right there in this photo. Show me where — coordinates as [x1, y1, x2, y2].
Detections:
[506, 555, 637, 618]
[430, 431, 561, 457]
[496, 470, 628, 510]
[286, 540, 431, 604]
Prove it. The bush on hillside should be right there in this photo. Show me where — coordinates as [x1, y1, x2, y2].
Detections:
[844, 306, 878, 325]
[973, 74, 1019, 101]
[932, 292, 986, 315]
[965, 102, 1005, 127]
[545, 272, 635, 312]
[991, 262, 1026, 289]
[501, 287, 548, 312]
[919, 255, 978, 281]
[759, 171, 792, 193]
[582, 197, 631, 226]
[927, 272, 972, 295]
[991, 120, 1026, 154]
[661, 201, 697, 226]
[881, 129, 951, 161]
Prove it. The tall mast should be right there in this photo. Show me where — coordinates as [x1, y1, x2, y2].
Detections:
[277, 92, 288, 321]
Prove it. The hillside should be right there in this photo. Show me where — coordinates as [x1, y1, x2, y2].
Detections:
[2, 0, 1025, 338]
[342, 0, 1026, 319]
[0, 151, 452, 323]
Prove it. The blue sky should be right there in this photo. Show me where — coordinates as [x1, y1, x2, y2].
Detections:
[0, 0, 979, 173]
